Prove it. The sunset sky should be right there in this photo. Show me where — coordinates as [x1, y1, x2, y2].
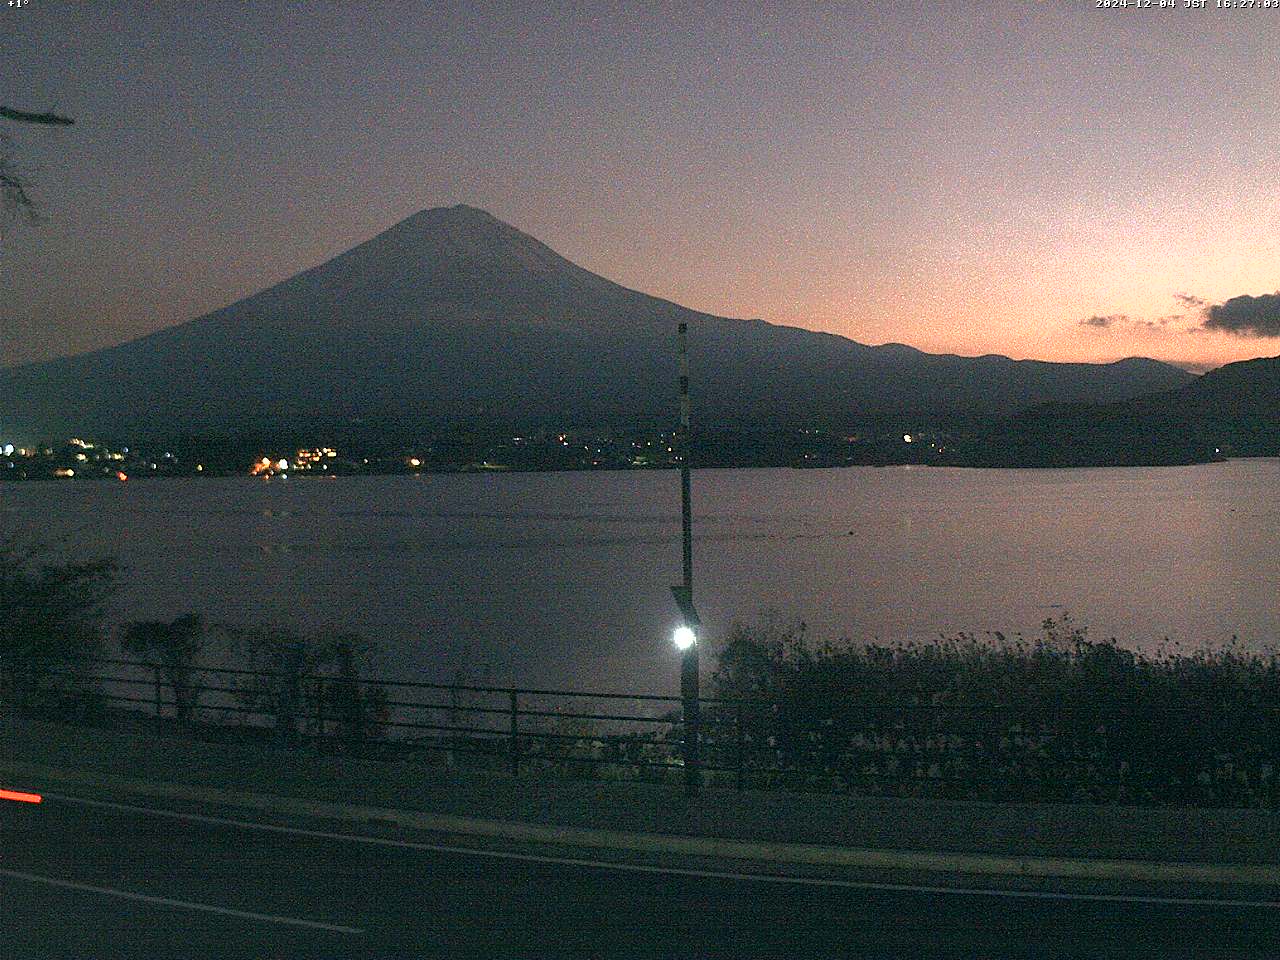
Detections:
[3, 1, 1278, 372]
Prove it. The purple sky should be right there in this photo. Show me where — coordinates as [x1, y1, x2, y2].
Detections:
[3, 1, 1278, 371]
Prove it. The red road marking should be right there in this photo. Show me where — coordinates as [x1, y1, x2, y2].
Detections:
[0, 788, 42, 804]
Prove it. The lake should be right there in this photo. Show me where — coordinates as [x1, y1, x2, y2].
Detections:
[5, 460, 1278, 695]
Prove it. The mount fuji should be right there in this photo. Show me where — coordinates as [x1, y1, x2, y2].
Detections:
[0, 205, 1194, 439]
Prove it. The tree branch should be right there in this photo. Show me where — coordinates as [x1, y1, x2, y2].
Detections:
[0, 152, 36, 221]
[0, 106, 74, 126]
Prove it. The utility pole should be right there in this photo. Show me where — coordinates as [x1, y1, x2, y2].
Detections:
[671, 320, 701, 797]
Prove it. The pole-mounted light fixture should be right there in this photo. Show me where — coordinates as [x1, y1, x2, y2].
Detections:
[672, 625, 696, 651]
[671, 321, 701, 797]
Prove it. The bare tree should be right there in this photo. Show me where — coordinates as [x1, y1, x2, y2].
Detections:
[0, 103, 74, 221]
[0, 133, 35, 221]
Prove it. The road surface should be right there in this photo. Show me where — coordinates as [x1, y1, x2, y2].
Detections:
[2, 789, 1278, 958]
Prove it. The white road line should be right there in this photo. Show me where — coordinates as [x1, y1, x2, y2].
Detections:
[36, 790, 1280, 911]
[0, 867, 364, 934]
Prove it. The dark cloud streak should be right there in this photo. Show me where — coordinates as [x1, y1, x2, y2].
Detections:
[1076, 313, 1177, 333]
[1078, 314, 1127, 328]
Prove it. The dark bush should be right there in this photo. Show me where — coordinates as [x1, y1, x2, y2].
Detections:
[119, 613, 205, 723]
[709, 614, 1280, 806]
[219, 625, 387, 750]
[0, 537, 117, 711]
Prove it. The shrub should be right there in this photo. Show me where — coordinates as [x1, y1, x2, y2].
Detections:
[709, 614, 1280, 805]
[218, 625, 386, 750]
[0, 537, 117, 711]
[119, 613, 205, 722]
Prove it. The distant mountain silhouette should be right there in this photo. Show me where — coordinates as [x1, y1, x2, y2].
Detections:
[957, 355, 1280, 466]
[0, 204, 1195, 439]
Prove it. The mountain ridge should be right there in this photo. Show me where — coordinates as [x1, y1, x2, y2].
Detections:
[0, 205, 1197, 440]
[957, 353, 1280, 466]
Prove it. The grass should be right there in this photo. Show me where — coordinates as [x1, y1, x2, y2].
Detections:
[707, 615, 1280, 806]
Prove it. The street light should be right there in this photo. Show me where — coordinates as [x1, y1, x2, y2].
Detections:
[672, 625, 696, 651]
[671, 320, 701, 797]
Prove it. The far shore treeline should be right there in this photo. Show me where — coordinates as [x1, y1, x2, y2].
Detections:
[8, 350, 1280, 477]
[2, 538, 1278, 806]
[2, 405, 1273, 482]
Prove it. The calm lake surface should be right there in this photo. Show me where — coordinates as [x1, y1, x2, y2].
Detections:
[5, 460, 1279, 695]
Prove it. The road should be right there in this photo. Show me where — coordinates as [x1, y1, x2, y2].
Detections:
[2, 789, 1278, 959]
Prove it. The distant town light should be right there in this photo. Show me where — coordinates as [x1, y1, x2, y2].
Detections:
[408, 457, 422, 468]
[903, 434, 914, 443]
[54, 468, 74, 478]
[1, 444, 12, 456]
[116, 471, 128, 482]
[673, 625, 696, 650]
[275, 458, 290, 471]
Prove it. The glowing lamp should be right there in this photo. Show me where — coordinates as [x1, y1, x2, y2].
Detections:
[673, 625, 696, 651]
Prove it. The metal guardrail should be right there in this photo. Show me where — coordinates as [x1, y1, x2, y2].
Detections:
[29, 658, 696, 780]
[13, 657, 1280, 804]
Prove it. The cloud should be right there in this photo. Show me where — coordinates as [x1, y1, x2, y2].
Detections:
[1076, 313, 1179, 333]
[1078, 313, 1127, 329]
[1201, 292, 1280, 338]
[1076, 290, 1280, 339]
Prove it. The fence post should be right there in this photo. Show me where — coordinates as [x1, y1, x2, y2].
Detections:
[152, 665, 163, 737]
[316, 678, 327, 754]
[736, 701, 745, 791]
[509, 690, 520, 778]
[681, 657, 702, 797]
